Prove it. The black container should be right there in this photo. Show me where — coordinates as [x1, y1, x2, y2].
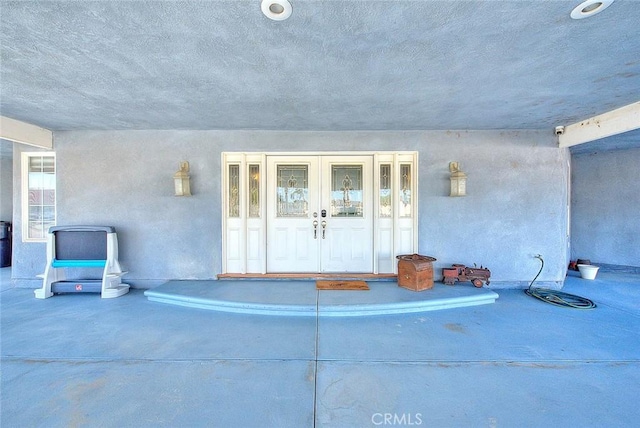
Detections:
[0, 221, 11, 267]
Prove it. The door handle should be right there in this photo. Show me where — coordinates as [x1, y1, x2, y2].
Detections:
[321, 220, 327, 239]
[313, 220, 318, 239]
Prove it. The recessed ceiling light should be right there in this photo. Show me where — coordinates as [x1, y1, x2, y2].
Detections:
[570, 0, 614, 19]
[261, 0, 292, 21]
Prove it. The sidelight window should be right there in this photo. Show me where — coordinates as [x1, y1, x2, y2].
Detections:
[22, 152, 56, 241]
[400, 163, 412, 217]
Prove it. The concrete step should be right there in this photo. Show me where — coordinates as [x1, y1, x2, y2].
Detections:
[144, 280, 499, 317]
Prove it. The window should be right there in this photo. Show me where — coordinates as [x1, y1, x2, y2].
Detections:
[379, 163, 392, 218]
[22, 152, 56, 241]
[248, 164, 261, 218]
[276, 164, 308, 217]
[228, 164, 240, 218]
[331, 164, 363, 217]
[400, 163, 412, 217]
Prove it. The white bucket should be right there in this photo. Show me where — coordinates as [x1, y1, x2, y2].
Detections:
[577, 264, 599, 280]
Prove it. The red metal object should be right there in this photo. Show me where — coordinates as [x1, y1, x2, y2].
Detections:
[442, 264, 491, 287]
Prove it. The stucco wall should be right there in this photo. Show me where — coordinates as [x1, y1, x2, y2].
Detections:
[1, 154, 12, 222]
[12, 130, 569, 288]
[571, 147, 640, 267]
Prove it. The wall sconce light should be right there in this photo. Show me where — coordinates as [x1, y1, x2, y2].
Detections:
[449, 162, 467, 197]
[173, 161, 192, 196]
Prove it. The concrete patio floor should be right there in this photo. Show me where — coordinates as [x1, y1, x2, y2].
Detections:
[1, 267, 639, 427]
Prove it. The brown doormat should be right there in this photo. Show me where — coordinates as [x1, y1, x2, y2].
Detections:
[316, 280, 369, 290]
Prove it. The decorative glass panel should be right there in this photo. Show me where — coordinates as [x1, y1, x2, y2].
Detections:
[379, 164, 391, 218]
[228, 164, 240, 218]
[248, 164, 260, 218]
[276, 165, 308, 217]
[331, 165, 363, 217]
[400, 163, 411, 217]
[27, 155, 56, 240]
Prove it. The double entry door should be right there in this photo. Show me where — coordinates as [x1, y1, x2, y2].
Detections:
[266, 155, 373, 273]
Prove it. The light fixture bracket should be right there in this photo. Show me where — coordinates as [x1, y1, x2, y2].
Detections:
[449, 162, 467, 197]
[173, 161, 192, 196]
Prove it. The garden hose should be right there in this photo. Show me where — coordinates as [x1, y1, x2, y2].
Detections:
[524, 255, 596, 309]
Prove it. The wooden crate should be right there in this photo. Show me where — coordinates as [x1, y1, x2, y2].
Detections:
[397, 254, 436, 291]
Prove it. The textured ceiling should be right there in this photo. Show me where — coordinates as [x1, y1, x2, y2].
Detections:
[1, 0, 639, 134]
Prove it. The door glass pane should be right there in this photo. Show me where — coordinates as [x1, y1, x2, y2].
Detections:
[331, 165, 363, 217]
[379, 164, 391, 218]
[400, 163, 411, 217]
[276, 165, 308, 217]
[228, 165, 240, 217]
[248, 164, 260, 218]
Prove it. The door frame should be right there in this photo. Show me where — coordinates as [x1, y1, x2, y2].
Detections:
[221, 151, 418, 275]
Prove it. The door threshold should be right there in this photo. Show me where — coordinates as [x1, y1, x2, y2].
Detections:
[218, 273, 397, 281]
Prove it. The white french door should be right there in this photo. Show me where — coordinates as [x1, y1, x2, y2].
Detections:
[222, 151, 417, 275]
[266, 155, 373, 273]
